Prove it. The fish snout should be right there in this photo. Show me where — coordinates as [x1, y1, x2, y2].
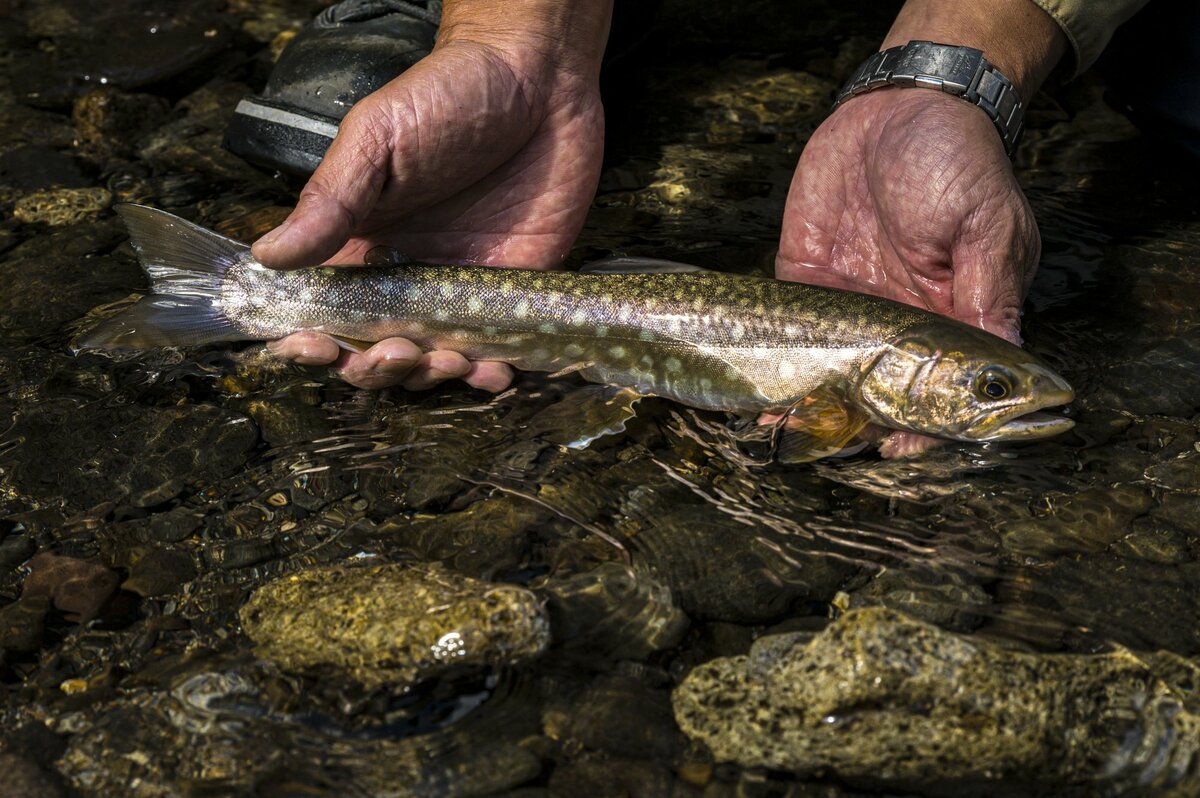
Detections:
[1022, 362, 1074, 406]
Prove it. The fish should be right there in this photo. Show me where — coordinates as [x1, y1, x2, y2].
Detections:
[79, 205, 1075, 460]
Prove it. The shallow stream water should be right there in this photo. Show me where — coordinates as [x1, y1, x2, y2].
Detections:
[2, 1, 1200, 796]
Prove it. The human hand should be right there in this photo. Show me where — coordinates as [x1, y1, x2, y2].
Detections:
[776, 88, 1038, 346]
[774, 0, 1066, 456]
[255, 0, 612, 391]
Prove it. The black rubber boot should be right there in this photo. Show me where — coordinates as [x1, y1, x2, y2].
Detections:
[225, 0, 440, 176]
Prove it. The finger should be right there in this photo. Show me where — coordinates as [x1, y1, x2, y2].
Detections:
[266, 332, 342, 365]
[463, 361, 515, 393]
[336, 338, 425, 389]
[251, 107, 392, 270]
[878, 431, 946, 459]
[400, 351, 473, 392]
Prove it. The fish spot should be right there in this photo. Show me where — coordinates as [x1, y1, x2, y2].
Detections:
[440, 283, 455, 298]
[564, 343, 584, 357]
[665, 357, 682, 372]
[483, 326, 498, 336]
[434, 310, 449, 321]
[571, 309, 587, 325]
[539, 323, 558, 334]
[595, 325, 609, 337]
[299, 288, 313, 301]
[514, 300, 530, 319]
[609, 345, 626, 359]
[467, 297, 483, 313]
[500, 280, 514, 295]
[639, 330, 655, 342]
[618, 305, 634, 322]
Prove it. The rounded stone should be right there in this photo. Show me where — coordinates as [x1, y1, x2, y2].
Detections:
[13, 188, 111, 226]
[240, 562, 551, 688]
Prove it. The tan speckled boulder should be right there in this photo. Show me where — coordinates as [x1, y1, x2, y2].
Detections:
[241, 562, 550, 688]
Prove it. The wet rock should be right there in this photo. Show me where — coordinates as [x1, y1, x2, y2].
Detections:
[240, 562, 551, 688]
[674, 607, 1200, 794]
[0, 533, 37, 576]
[72, 88, 173, 158]
[3, 401, 258, 511]
[635, 505, 851, 623]
[0, 753, 66, 798]
[10, 0, 232, 108]
[244, 396, 334, 447]
[119, 548, 196, 597]
[539, 563, 689, 659]
[0, 250, 137, 346]
[13, 187, 112, 226]
[0, 597, 51, 653]
[0, 147, 90, 190]
[554, 675, 684, 761]
[999, 484, 1153, 557]
[844, 567, 989, 631]
[138, 82, 275, 188]
[22, 553, 120, 622]
[388, 495, 545, 578]
[547, 753, 675, 798]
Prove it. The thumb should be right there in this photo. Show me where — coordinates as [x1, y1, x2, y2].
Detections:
[252, 109, 391, 269]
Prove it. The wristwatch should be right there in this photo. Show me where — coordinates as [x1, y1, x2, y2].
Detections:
[833, 41, 1025, 158]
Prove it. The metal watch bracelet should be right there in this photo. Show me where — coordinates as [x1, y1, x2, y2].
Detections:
[833, 40, 1025, 158]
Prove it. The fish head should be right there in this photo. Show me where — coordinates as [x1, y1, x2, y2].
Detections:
[857, 321, 1075, 443]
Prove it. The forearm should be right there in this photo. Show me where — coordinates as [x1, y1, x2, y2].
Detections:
[882, 0, 1067, 99]
[438, 0, 614, 81]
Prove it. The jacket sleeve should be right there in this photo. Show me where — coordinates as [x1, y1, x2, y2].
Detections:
[1030, 0, 1152, 75]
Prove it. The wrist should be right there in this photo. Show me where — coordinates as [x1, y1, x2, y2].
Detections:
[437, 0, 613, 83]
[882, 0, 1066, 99]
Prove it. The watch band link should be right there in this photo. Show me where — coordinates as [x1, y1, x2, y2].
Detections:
[833, 41, 1025, 158]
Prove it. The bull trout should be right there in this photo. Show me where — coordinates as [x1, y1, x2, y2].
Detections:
[81, 205, 1074, 459]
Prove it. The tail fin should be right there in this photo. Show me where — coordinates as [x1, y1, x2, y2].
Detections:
[78, 205, 254, 350]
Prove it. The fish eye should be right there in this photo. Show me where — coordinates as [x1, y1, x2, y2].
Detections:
[975, 367, 1013, 400]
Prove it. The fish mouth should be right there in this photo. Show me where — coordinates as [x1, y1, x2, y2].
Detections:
[982, 408, 1075, 440]
[971, 380, 1076, 441]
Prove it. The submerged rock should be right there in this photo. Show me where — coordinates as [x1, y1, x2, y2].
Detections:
[673, 607, 1200, 795]
[240, 562, 551, 688]
[22, 553, 120, 623]
[12, 188, 111, 226]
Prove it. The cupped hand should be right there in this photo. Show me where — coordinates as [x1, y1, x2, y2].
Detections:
[777, 88, 1039, 344]
[775, 88, 1041, 456]
[254, 29, 607, 391]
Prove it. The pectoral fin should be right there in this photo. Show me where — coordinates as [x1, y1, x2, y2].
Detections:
[527, 384, 646, 449]
[774, 386, 870, 464]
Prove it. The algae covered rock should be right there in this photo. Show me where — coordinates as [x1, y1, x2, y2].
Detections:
[673, 607, 1200, 794]
[241, 562, 551, 687]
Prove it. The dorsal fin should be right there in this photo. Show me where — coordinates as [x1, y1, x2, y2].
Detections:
[579, 256, 713, 275]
